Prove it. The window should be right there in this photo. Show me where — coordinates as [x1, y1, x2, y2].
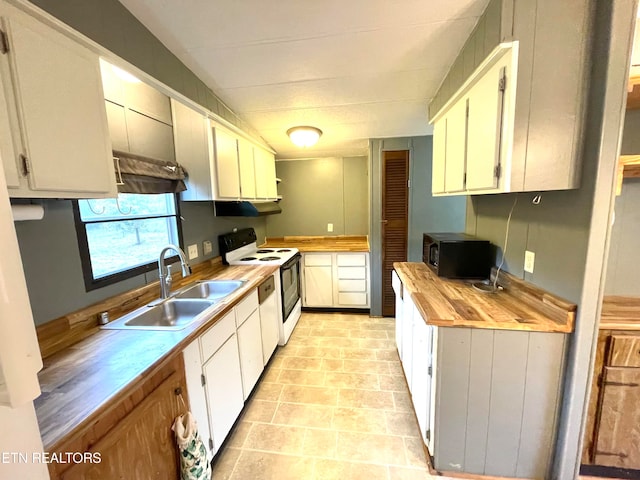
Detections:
[74, 193, 182, 291]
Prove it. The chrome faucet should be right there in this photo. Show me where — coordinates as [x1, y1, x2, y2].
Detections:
[158, 244, 192, 299]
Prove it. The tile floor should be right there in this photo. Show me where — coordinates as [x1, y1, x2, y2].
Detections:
[211, 312, 436, 480]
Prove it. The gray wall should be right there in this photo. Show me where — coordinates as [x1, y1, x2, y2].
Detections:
[265, 156, 369, 237]
[620, 109, 640, 154]
[14, 199, 265, 325]
[369, 136, 467, 316]
[604, 179, 640, 295]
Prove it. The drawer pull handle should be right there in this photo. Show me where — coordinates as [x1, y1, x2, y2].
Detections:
[602, 381, 639, 387]
[595, 450, 628, 458]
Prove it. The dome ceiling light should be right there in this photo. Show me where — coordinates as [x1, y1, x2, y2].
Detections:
[287, 126, 322, 148]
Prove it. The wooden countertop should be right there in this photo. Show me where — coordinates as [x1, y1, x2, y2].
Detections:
[600, 296, 640, 331]
[34, 264, 278, 451]
[394, 262, 576, 333]
[262, 235, 369, 252]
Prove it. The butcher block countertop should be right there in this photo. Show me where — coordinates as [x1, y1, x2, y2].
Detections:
[600, 296, 640, 331]
[262, 235, 369, 252]
[35, 264, 278, 451]
[394, 262, 576, 333]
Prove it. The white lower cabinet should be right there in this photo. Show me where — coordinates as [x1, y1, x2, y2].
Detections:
[411, 314, 435, 449]
[401, 287, 414, 392]
[183, 287, 276, 457]
[302, 252, 370, 308]
[259, 275, 280, 365]
[391, 270, 403, 360]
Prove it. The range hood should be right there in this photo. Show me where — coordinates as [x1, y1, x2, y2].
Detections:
[214, 201, 282, 217]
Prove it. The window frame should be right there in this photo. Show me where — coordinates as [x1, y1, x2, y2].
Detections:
[72, 194, 184, 292]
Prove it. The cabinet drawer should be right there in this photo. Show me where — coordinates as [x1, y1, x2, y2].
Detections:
[337, 266, 366, 280]
[338, 279, 367, 292]
[236, 289, 259, 327]
[304, 254, 332, 266]
[338, 292, 368, 306]
[336, 254, 366, 267]
[609, 335, 640, 367]
[200, 309, 236, 363]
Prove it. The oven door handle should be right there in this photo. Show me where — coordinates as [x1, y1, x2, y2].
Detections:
[281, 252, 301, 270]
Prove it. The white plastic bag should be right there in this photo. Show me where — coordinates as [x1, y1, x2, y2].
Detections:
[172, 412, 212, 480]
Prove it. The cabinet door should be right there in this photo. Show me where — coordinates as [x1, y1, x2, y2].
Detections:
[126, 109, 175, 162]
[444, 99, 467, 193]
[237, 309, 264, 400]
[0, 66, 19, 188]
[124, 79, 172, 125]
[432, 118, 446, 194]
[465, 58, 506, 191]
[411, 315, 433, 444]
[401, 291, 414, 391]
[255, 148, 277, 199]
[61, 369, 184, 480]
[238, 138, 256, 199]
[203, 334, 244, 453]
[593, 367, 640, 469]
[104, 101, 130, 153]
[260, 290, 279, 365]
[213, 127, 240, 198]
[392, 271, 403, 358]
[304, 265, 333, 307]
[3, 13, 114, 194]
[172, 99, 212, 201]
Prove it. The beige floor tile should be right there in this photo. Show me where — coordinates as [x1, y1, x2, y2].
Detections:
[338, 388, 395, 409]
[310, 327, 350, 338]
[321, 358, 345, 371]
[388, 360, 405, 376]
[281, 356, 324, 371]
[303, 428, 338, 458]
[325, 371, 380, 390]
[296, 346, 342, 358]
[286, 335, 320, 346]
[280, 384, 339, 406]
[268, 355, 284, 369]
[359, 321, 395, 331]
[278, 368, 326, 386]
[385, 411, 421, 437]
[404, 437, 429, 467]
[230, 450, 315, 480]
[393, 391, 415, 412]
[388, 466, 432, 480]
[343, 358, 390, 374]
[349, 329, 389, 339]
[317, 337, 354, 348]
[273, 402, 334, 428]
[376, 348, 400, 361]
[241, 399, 278, 423]
[340, 347, 378, 360]
[336, 431, 408, 465]
[260, 365, 282, 382]
[314, 458, 389, 480]
[211, 446, 241, 480]
[379, 374, 408, 391]
[360, 338, 396, 349]
[252, 382, 283, 401]
[227, 421, 253, 448]
[332, 406, 388, 433]
[291, 326, 312, 337]
[243, 423, 307, 455]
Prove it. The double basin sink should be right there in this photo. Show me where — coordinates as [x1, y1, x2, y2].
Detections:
[102, 280, 245, 331]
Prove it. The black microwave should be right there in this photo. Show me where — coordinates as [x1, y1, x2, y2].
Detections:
[423, 233, 492, 279]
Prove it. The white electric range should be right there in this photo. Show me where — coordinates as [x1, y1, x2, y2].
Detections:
[219, 228, 301, 345]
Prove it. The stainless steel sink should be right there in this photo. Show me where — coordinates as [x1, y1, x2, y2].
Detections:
[103, 298, 215, 331]
[174, 280, 245, 300]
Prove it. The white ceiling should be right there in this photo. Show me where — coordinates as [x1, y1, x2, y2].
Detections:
[118, 0, 489, 159]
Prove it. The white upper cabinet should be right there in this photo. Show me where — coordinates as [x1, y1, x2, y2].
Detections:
[431, 44, 516, 196]
[0, 67, 19, 188]
[171, 99, 211, 201]
[254, 147, 277, 199]
[238, 138, 256, 199]
[213, 126, 241, 199]
[0, 4, 116, 198]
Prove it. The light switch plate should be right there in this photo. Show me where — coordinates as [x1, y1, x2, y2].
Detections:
[203, 240, 212, 255]
[188, 244, 199, 260]
[327, 223, 333, 232]
[524, 250, 535, 273]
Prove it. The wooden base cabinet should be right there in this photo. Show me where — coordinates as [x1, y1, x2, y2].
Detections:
[50, 355, 187, 480]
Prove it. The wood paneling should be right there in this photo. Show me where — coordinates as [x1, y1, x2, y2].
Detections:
[36, 258, 226, 359]
[49, 355, 187, 479]
[593, 367, 640, 469]
[394, 262, 576, 333]
[262, 235, 369, 252]
[600, 296, 640, 331]
[382, 151, 409, 317]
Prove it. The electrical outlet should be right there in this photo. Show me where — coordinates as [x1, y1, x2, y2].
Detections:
[327, 223, 333, 232]
[524, 250, 535, 273]
[203, 240, 212, 255]
[188, 244, 199, 260]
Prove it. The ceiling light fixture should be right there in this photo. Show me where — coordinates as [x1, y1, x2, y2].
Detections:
[287, 126, 322, 148]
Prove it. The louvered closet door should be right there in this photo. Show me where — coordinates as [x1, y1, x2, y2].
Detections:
[382, 150, 409, 317]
